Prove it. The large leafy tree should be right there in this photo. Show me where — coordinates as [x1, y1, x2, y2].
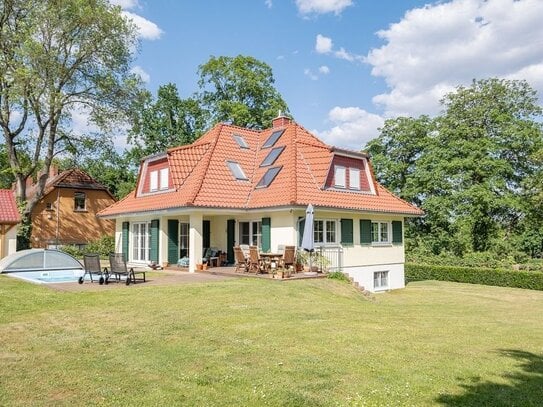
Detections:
[0, 0, 140, 247]
[197, 55, 289, 129]
[127, 83, 207, 163]
[368, 78, 543, 255]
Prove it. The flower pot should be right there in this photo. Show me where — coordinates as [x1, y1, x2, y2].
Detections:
[196, 263, 203, 271]
[202, 263, 208, 271]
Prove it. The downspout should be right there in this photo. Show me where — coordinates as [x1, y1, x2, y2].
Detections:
[55, 188, 60, 246]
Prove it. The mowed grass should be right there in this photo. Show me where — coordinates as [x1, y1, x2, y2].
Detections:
[1, 276, 542, 406]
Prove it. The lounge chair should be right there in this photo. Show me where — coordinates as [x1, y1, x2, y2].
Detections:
[234, 246, 248, 273]
[107, 253, 146, 285]
[79, 253, 108, 285]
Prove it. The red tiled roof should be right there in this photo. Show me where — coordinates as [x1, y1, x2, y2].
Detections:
[99, 121, 423, 217]
[0, 189, 20, 224]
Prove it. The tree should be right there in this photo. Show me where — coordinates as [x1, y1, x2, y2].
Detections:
[197, 55, 289, 129]
[367, 78, 543, 255]
[127, 83, 207, 162]
[0, 0, 140, 247]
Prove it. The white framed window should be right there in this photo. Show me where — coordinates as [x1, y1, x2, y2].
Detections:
[349, 168, 360, 190]
[238, 221, 262, 247]
[314, 219, 337, 244]
[374, 271, 389, 290]
[74, 192, 86, 211]
[132, 222, 151, 262]
[334, 166, 346, 188]
[371, 222, 390, 244]
[159, 168, 169, 190]
[179, 222, 189, 258]
[150, 170, 158, 191]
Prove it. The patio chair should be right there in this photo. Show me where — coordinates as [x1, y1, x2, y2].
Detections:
[79, 253, 108, 285]
[280, 246, 296, 272]
[239, 244, 250, 258]
[203, 247, 220, 267]
[107, 253, 146, 285]
[249, 245, 269, 274]
[234, 246, 248, 273]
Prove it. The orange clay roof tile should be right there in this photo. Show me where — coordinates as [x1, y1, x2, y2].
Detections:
[98, 121, 423, 217]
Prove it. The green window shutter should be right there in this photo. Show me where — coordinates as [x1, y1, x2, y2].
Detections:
[150, 219, 159, 262]
[167, 219, 179, 264]
[227, 219, 236, 264]
[392, 220, 403, 244]
[122, 222, 129, 258]
[203, 220, 210, 249]
[262, 217, 271, 252]
[340, 218, 353, 245]
[298, 218, 305, 247]
[360, 219, 372, 245]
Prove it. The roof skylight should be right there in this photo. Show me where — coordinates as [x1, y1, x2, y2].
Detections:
[260, 146, 285, 167]
[256, 166, 282, 188]
[262, 129, 285, 149]
[232, 134, 249, 149]
[227, 161, 248, 181]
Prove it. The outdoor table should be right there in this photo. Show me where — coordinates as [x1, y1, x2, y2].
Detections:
[259, 253, 283, 272]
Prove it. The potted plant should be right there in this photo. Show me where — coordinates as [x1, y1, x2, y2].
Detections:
[196, 263, 203, 271]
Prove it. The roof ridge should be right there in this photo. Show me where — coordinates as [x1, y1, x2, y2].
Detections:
[185, 124, 223, 205]
[297, 145, 322, 192]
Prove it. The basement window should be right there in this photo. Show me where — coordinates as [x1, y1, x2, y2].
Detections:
[256, 166, 282, 188]
[260, 146, 285, 167]
[227, 161, 248, 181]
[262, 129, 285, 149]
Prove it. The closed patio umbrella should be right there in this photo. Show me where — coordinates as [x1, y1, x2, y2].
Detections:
[301, 204, 315, 271]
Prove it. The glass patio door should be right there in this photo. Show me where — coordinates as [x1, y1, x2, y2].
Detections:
[132, 222, 151, 262]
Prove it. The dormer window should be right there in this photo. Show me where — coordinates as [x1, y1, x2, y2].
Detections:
[349, 168, 360, 190]
[227, 161, 248, 180]
[160, 168, 169, 190]
[150, 170, 158, 191]
[334, 166, 346, 188]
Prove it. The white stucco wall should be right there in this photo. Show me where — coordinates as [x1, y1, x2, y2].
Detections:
[344, 263, 405, 292]
[2, 225, 18, 258]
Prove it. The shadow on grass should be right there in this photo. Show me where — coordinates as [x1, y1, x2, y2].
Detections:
[437, 349, 543, 406]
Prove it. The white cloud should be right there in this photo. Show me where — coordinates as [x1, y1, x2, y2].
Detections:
[71, 106, 129, 152]
[265, 0, 273, 9]
[122, 10, 163, 40]
[304, 68, 319, 81]
[109, 0, 139, 9]
[316, 107, 384, 150]
[318, 65, 330, 74]
[366, 0, 543, 117]
[296, 0, 353, 15]
[130, 65, 150, 83]
[315, 34, 333, 54]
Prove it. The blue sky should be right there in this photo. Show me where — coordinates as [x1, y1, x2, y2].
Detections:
[110, 0, 543, 150]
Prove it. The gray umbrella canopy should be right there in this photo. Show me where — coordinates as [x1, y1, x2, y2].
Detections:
[301, 204, 315, 253]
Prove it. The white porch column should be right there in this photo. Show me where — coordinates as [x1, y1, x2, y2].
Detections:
[189, 213, 203, 273]
[159, 216, 168, 266]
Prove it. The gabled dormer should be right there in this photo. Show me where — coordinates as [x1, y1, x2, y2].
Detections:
[137, 153, 172, 196]
[325, 148, 376, 194]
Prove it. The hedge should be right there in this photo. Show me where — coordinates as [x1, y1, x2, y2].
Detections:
[405, 263, 543, 291]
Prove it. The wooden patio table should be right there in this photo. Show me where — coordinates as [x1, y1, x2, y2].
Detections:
[259, 253, 283, 272]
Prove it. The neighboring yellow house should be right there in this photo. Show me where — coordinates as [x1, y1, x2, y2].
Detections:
[30, 168, 116, 249]
[0, 189, 20, 259]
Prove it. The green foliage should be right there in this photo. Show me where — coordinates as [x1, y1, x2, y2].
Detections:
[127, 83, 207, 162]
[327, 271, 350, 282]
[368, 78, 543, 257]
[60, 235, 114, 258]
[405, 263, 543, 291]
[197, 55, 290, 129]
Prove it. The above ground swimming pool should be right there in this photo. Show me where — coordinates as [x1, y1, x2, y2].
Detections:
[0, 249, 85, 284]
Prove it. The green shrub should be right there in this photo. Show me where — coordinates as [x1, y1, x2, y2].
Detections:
[60, 245, 83, 258]
[84, 235, 114, 258]
[327, 271, 350, 282]
[405, 263, 543, 291]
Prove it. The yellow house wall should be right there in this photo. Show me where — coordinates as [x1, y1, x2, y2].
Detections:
[31, 188, 115, 247]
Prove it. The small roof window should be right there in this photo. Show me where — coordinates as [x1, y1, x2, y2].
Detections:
[260, 146, 285, 167]
[227, 161, 248, 180]
[262, 129, 285, 149]
[256, 166, 282, 188]
[232, 134, 249, 149]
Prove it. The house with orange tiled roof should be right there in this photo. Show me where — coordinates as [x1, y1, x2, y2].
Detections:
[0, 189, 20, 259]
[99, 116, 423, 291]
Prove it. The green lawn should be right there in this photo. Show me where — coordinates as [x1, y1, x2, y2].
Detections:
[1, 276, 542, 406]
